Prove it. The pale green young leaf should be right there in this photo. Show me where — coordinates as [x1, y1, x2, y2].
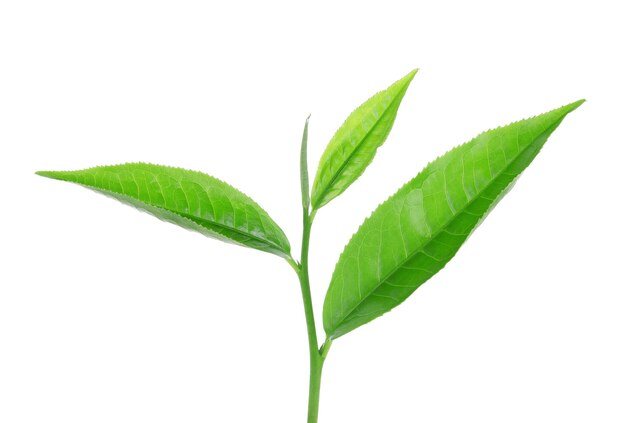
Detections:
[310, 69, 418, 210]
[300, 115, 311, 210]
[323, 100, 584, 339]
[37, 163, 292, 259]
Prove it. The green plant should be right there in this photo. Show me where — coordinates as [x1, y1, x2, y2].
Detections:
[37, 69, 583, 422]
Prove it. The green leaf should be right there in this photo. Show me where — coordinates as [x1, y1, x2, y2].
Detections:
[36, 163, 292, 259]
[323, 100, 584, 339]
[300, 115, 311, 210]
[310, 69, 418, 210]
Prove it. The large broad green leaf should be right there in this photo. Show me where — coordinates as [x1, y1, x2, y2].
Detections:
[323, 100, 584, 339]
[310, 69, 418, 210]
[37, 163, 291, 259]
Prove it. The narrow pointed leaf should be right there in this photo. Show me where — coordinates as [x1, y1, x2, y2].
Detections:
[300, 115, 311, 210]
[323, 100, 584, 339]
[310, 69, 418, 210]
[37, 163, 291, 259]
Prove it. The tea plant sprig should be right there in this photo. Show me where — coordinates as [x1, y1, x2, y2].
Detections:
[37, 69, 583, 422]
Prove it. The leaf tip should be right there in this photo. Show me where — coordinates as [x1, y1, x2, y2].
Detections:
[549, 99, 585, 122]
[35, 170, 58, 179]
[566, 98, 586, 112]
[402, 68, 419, 84]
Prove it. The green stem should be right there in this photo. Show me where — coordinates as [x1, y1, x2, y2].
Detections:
[297, 209, 326, 423]
[296, 115, 330, 422]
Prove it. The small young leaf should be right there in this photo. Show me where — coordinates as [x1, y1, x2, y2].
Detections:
[37, 163, 292, 259]
[300, 115, 311, 210]
[310, 69, 418, 210]
[323, 100, 584, 339]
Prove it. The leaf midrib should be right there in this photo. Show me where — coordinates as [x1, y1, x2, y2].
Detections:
[329, 119, 562, 336]
[177, 210, 284, 251]
[75, 182, 286, 253]
[313, 87, 406, 209]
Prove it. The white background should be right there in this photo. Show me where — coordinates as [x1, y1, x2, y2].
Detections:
[1, 1, 625, 422]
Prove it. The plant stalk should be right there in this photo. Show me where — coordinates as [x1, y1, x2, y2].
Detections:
[296, 115, 329, 422]
[297, 208, 326, 423]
